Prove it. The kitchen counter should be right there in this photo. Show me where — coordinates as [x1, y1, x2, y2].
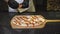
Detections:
[0, 12, 60, 34]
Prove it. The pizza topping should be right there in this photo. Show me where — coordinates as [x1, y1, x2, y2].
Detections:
[11, 15, 45, 27]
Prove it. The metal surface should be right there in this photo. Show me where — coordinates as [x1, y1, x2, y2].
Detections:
[0, 12, 60, 34]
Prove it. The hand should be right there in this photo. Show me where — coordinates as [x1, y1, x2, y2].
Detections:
[18, 4, 23, 8]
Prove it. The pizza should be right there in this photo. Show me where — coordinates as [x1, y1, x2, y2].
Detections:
[11, 15, 45, 27]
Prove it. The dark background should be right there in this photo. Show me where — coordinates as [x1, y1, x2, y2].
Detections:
[0, 0, 60, 34]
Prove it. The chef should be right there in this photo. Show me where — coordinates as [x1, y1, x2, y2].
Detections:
[8, 0, 29, 12]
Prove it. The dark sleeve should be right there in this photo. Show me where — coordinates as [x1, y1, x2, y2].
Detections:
[21, 0, 29, 8]
[8, 0, 19, 9]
